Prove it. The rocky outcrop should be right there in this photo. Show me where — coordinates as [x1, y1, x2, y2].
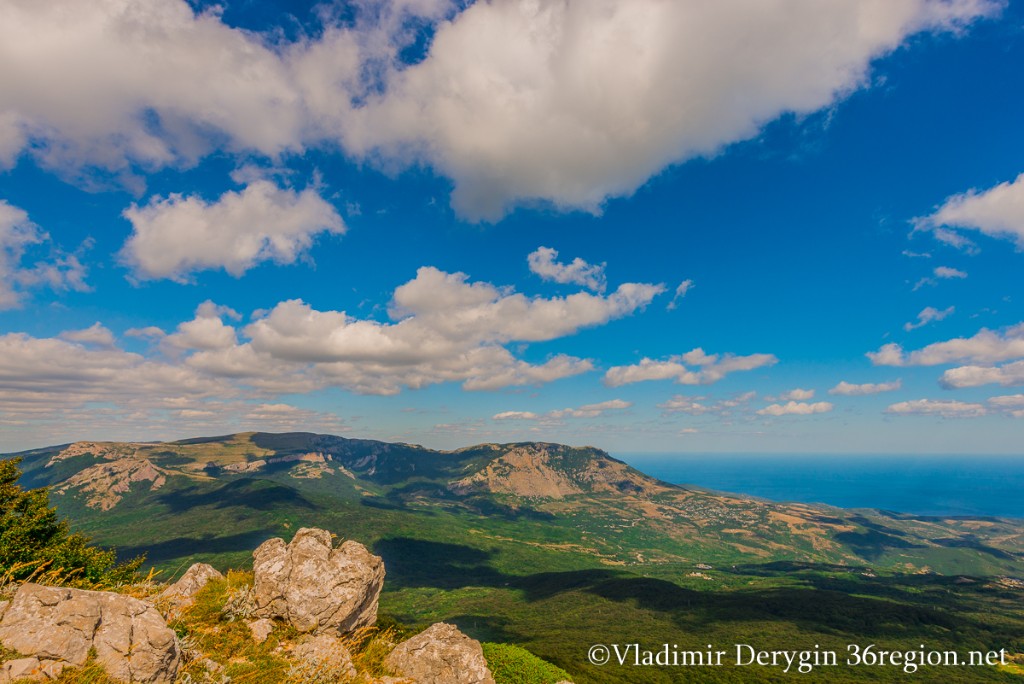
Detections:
[252, 527, 385, 635]
[290, 634, 357, 681]
[156, 562, 223, 618]
[450, 444, 663, 500]
[384, 623, 495, 684]
[0, 583, 180, 683]
[55, 458, 168, 510]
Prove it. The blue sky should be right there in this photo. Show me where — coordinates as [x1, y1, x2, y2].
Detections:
[1, 0, 1023, 454]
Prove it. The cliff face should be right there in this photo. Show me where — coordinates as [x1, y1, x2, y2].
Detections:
[450, 444, 669, 499]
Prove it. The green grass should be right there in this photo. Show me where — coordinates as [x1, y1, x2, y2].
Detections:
[484, 642, 574, 683]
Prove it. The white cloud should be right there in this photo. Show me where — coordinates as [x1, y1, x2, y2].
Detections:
[0, 0, 1001, 219]
[604, 348, 777, 387]
[666, 279, 694, 311]
[0, 258, 660, 438]
[657, 391, 758, 415]
[987, 395, 1024, 418]
[885, 399, 987, 418]
[913, 266, 967, 290]
[934, 266, 967, 279]
[121, 180, 344, 282]
[493, 411, 541, 421]
[868, 323, 1024, 366]
[60, 323, 116, 348]
[195, 263, 657, 394]
[939, 360, 1024, 389]
[988, 394, 1024, 409]
[527, 246, 606, 292]
[163, 301, 241, 352]
[348, 0, 1001, 219]
[904, 305, 954, 331]
[916, 172, 1024, 249]
[657, 396, 712, 415]
[493, 399, 631, 422]
[0, 332, 232, 418]
[775, 388, 815, 401]
[829, 379, 902, 396]
[0, 200, 89, 308]
[757, 401, 833, 416]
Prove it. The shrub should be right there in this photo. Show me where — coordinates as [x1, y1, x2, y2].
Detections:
[0, 457, 143, 587]
[482, 642, 573, 684]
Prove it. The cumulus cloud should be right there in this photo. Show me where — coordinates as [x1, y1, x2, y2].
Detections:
[0, 332, 233, 419]
[0, 0, 1002, 219]
[0, 258, 660, 441]
[493, 399, 631, 422]
[193, 263, 657, 394]
[350, 0, 1002, 218]
[757, 401, 833, 416]
[829, 379, 902, 395]
[163, 301, 241, 352]
[121, 180, 344, 281]
[868, 323, 1024, 367]
[0, 200, 89, 308]
[666, 279, 694, 311]
[771, 388, 815, 401]
[885, 399, 987, 417]
[657, 391, 758, 415]
[904, 305, 954, 331]
[604, 348, 777, 387]
[60, 323, 116, 348]
[916, 172, 1024, 249]
[939, 360, 1024, 389]
[527, 246, 606, 292]
[987, 394, 1024, 418]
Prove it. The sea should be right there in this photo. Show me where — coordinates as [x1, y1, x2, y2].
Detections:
[616, 454, 1024, 519]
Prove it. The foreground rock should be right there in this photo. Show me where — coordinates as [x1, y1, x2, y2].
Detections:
[156, 562, 224, 618]
[252, 527, 384, 634]
[0, 583, 180, 683]
[290, 634, 357, 681]
[385, 623, 495, 684]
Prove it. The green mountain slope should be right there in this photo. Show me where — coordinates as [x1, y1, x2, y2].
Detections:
[7, 432, 1024, 683]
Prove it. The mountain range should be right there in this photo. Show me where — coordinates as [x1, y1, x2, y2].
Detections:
[8, 432, 1024, 682]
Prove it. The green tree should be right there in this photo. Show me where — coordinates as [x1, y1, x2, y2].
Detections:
[0, 457, 143, 586]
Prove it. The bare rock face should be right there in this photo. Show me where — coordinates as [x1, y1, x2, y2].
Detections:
[0, 583, 180, 683]
[156, 562, 223, 617]
[290, 634, 357, 681]
[247, 618, 275, 644]
[252, 527, 384, 635]
[384, 623, 495, 684]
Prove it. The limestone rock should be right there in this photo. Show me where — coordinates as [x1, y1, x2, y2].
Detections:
[0, 599, 8, 621]
[247, 618, 275, 644]
[384, 623, 495, 684]
[0, 583, 180, 683]
[0, 657, 65, 682]
[252, 527, 384, 634]
[157, 563, 223, 617]
[290, 634, 356, 682]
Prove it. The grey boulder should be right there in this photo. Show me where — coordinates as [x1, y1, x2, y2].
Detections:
[252, 527, 384, 635]
[156, 562, 223, 618]
[0, 583, 180, 683]
[385, 623, 495, 684]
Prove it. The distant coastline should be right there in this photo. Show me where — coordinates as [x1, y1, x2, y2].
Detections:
[619, 453, 1024, 519]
